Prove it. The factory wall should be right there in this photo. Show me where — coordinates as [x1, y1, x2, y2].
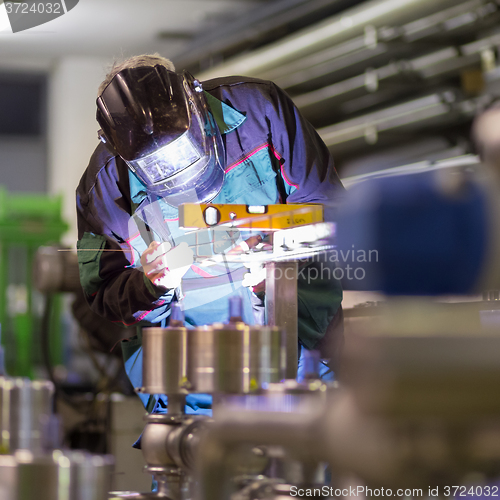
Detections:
[0, 70, 47, 192]
[0, 57, 107, 245]
[47, 56, 107, 246]
[0, 136, 47, 192]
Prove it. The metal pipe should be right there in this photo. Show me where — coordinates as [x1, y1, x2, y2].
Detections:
[174, 0, 350, 70]
[155, 472, 184, 500]
[293, 29, 500, 115]
[317, 93, 452, 148]
[262, 0, 495, 87]
[196, 0, 458, 80]
[167, 394, 185, 415]
[197, 410, 323, 500]
[265, 262, 298, 379]
[341, 154, 480, 189]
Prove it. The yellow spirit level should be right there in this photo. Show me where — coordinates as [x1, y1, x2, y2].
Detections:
[179, 203, 323, 230]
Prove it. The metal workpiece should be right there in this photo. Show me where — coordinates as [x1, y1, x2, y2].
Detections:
[214, 379, 330, 428]
[186, 325, 217, 393]
[140, 318, 286, 398]
[187, 323, 285, 395]
[141, 326, 188, 395]
[130, 410, 202, 500]
[213, 321, 251, 394]
[341, 326, 500, 418]
[0, 377, 54, 454]
[265, 261, 298, 380]
[0, 449, 114, 500]
[177, 418, 207, 471]
[142, 414, 208, 471]
[197, 409, 326, 500]
[108, 493, 168, 499]
[141, 414, 180, 469]
[248, 325, 285, 387]
[109, 469, 188, 500]
[212, 322, 284, 394]
[153, 471, 186, 500]
[261, 379, 330, 414]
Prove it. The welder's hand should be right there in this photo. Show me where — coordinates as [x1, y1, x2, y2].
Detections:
[237, 234, 272, 293]
[141, 241, 193, 289]
[242, 263, 266, 293]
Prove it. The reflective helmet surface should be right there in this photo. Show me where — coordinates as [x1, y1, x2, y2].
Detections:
[96, 65, 225, 206]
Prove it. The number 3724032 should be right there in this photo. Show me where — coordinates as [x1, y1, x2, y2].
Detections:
[5, 2, 62, 14]
[444, 486, 499, 497]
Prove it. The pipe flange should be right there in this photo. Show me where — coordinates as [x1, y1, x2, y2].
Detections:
[145, 465, 184, 476]
[144, 413, 183, 425]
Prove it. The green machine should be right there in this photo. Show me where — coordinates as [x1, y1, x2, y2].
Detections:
[0, 186, 68, 377]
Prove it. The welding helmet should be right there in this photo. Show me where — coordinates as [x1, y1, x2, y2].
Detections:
[96, 65, 225, 206]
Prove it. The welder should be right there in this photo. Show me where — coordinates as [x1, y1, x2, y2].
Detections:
[76, 54, 344, 416]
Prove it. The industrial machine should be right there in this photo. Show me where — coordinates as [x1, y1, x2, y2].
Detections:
[28, 199, 337, 499]
[0, 186, 68, 377]
[185, 156, 500, 500]
[107, 301, 285, 499]
[108, 155, 500, 500]
[23, 153, 500, 500]
[0, 376, 114, 500]
[106, 201, 337, 499]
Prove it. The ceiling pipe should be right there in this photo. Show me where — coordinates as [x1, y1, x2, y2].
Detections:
[196, 0, 460, 81]
[260, 0, 499, 88]
[317, 93, 453, 148]
[291, 29, 500, 121]
[173, 0, 355, 71]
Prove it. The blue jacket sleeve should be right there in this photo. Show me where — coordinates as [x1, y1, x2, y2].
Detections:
[265, 82, 345, 351]
[265, 81, 345, 218]
[76, 149, 174, 327]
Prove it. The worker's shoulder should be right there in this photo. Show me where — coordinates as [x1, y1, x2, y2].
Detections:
[77, 142, 126, 200]
[202, 75, 275, 94]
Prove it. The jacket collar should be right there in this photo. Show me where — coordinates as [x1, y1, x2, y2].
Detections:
[129, 93, 246, 206]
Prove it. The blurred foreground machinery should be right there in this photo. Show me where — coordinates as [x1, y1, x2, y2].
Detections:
[33, 245, 132, 365]
[192, 157, 500, 500]
[109, 300, 333, 500]
[23, 157, 500, 500]
[32, 245, 148, 491]
[198, 300, 500, 500]
[108, 204, 337, 499]
[0, 375, 114, 500]
[33, 202, 338, 499]
[0, 186, 68, 377]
